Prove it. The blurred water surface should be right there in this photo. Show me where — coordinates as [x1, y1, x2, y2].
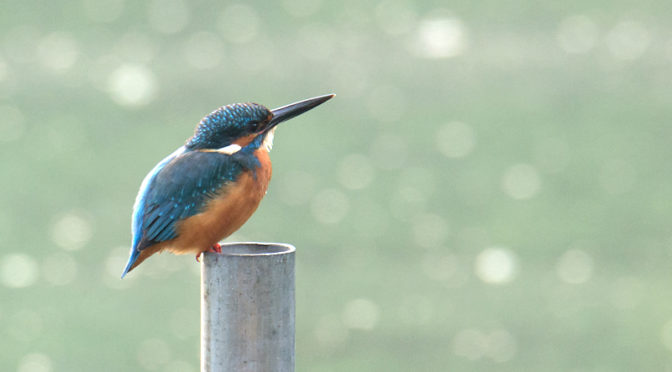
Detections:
[2, 1, 672, 371]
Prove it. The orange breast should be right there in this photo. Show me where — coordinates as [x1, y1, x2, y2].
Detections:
[160, 148, 272, 256]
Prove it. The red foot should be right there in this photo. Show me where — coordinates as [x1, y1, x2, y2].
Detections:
[196, 243, 223, 262]
[210, 243, 222, 254]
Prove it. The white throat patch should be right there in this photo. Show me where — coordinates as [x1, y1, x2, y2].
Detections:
[262, 128, 276, 152]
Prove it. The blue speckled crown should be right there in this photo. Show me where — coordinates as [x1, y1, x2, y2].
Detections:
[186, 103, 271, 150]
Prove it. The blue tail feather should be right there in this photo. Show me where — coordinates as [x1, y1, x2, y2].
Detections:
[121, 248, 140, 279]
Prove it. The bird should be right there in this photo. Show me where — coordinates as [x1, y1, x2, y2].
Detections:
[121, 94, 334, 278]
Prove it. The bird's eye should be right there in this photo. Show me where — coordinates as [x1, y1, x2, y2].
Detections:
[248, 121, 261, 132]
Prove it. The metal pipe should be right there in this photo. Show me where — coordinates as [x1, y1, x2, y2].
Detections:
[201, 242, 295, 372]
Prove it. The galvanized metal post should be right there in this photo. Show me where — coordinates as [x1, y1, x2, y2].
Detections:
[201, 242, 295, 372]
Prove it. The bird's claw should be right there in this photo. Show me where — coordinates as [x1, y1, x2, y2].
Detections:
[209, 243, 222, 254]
[196, 243, 223, 262]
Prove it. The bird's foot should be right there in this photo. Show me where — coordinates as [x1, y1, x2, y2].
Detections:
[209, 243, 222, 254]
[195, 243, 223, 262]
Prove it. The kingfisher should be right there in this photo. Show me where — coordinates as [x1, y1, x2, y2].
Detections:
[121, 94, 334, 278]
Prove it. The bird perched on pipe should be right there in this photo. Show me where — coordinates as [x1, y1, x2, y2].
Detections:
[121, 94, 334, 278]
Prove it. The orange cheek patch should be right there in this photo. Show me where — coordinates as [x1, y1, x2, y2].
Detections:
[234, 133, 259, 147]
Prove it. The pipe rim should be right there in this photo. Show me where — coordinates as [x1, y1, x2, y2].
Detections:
[212, 241, 296, 256]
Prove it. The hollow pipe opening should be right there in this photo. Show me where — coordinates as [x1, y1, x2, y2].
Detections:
[214, 241, 296, 256]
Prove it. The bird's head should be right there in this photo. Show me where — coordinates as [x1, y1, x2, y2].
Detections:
[185, 94, 334, 151]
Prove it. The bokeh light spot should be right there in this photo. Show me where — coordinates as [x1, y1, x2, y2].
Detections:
[475, 247, 517, 285]
[50, 211, 93, 251]
[557, 15, 598, 54]
[342, 298, 379, 330]
[338, 154, 375, 190]
[107, 64, 157, 107]
[502, 164, 541, 200]
[17, 353, 52, 372]
[556, 249, 593, 284]
[436, 121, 476, 158]
[311, 189, 350, 224]
[415, 15, 467, 58]
[606, 21, 650, 61]
[37, 33, 79, 72]
[1, 254, 39, 288]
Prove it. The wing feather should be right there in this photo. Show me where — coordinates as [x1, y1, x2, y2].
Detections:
[132, 149, 247, 251]
[122, 147, 257, 278]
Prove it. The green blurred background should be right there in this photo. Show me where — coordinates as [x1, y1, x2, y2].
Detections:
[2, 0, 672, 371]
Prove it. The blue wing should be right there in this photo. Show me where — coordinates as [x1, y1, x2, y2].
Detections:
[122, 147, 253, 277]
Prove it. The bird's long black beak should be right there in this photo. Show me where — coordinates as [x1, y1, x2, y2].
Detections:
[268, 94, 335, 130]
